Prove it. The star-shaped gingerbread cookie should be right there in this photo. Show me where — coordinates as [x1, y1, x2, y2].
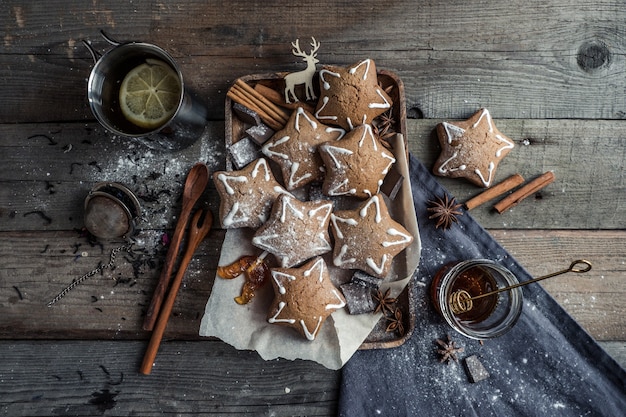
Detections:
[213, 158, 291, 229]
[315, 59, 392, 131]
[267, 257, 346, 341]
[262, 107, 345, 190]
[319, 124, 396, 199]
[330, 194, 413, 278]
[433, 108, 515, 188]
[252, 194, 333, 268]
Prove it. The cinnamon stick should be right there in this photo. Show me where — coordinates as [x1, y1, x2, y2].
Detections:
[254, 83, 316, 114]
[464, 173, 525, 210]
[229, 86, 280, 126]
[493, 171, 555, 213]
[227, 88, 283, 131]
[234, 80, 290, 124]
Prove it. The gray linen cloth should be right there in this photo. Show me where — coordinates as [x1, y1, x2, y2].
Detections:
[338, 155, 626, 417]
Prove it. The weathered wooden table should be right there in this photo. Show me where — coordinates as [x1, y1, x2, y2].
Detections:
[1, 1, 624, 415]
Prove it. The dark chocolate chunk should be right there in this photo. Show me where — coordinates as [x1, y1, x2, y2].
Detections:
[351, 270, 383, 289]
[340, 282, 376, 315]
[381, 168, 404, 200]
[464, 355, 490, 383]
[233, 103, 262, 126]
[246, 123, 275, 145]
[228, 137, 262, 169]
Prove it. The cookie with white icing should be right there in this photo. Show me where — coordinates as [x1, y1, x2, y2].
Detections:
[315, 59, 392, 131]
[262, 107, 345, 190]
[267, 257, 346, 341]
[319, 124, 395, 199]
[213, 158, 290, 229]
[330, 194, 413, 279]
[433, 108, 515, 188]
[252, 194, 333, 268]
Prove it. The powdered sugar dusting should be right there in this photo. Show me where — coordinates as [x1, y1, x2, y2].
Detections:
[82, 126, 223, 231]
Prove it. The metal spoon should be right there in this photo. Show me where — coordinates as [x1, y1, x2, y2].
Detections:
[142, 163, 209, 331]
[449, 260, 592, 315]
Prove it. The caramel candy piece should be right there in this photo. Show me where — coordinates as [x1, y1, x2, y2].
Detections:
[217, 254, 271, 305]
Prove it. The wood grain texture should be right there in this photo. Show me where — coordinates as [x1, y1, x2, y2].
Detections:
[0, 340, 340, 416]
[0, 338, 622, 416]
[0, 230, 222, 340]
[408, 119, 626, 229]
[1, 0, 625, 123]
[0, 0, 624, 413]
[1, 229, 623, 341]
[1, 119, 624, 231]
[1, 120, 623, 341]
[0, 122, 226, 232]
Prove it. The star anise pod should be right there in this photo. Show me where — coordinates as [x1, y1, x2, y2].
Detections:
[427, 194, 463, 230]
[373, 109, 397, 144]
[385, 307, 405, 337]
[373, 288, 397, 315]
[435, 334, 464, 364]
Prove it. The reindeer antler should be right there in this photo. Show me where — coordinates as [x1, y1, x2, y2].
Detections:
[291, 37, 321, 58]
[291, 39, 307, 57]
[309, 37, 321, 55]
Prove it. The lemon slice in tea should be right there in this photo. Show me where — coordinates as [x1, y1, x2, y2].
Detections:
[119, 59, 182, 130]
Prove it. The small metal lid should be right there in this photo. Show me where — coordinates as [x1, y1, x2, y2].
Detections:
[84, 182, 141, 239]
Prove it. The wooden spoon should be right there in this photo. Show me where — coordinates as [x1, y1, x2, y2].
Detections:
[142, 162, 209, 331]
[140, 209, 213, 375]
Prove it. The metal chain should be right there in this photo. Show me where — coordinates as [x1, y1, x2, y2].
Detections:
[47, 244, 133, 307]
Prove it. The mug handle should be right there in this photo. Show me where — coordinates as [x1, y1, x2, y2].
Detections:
[82, 30, 122, 64]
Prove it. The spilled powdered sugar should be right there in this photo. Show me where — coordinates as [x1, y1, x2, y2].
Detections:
[84, 126, 224, 231]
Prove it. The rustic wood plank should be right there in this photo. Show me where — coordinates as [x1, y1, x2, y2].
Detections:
[490, 229, 626, 341]
[0, 122, 226, 232]
[599, 341, 626, 370]
[1, 229, 624, 341]
[0, 339, 622, 416]
[1, 1, 624, 414]
[1, 0, 625, 123]
[1, 119, 624, 230]
[0, 230, 222, 340]
[408, 119, 626, 229]
[0, 340, 339, 416]
[0, 339, 623, 417]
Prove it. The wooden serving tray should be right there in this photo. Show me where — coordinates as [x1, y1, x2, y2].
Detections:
[224, 69, 417, 350]
[225, 70, 407, 169]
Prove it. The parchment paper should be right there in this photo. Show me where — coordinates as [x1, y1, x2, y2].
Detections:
[199, 134, 421, 369]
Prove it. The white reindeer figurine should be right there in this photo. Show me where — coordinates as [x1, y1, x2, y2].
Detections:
[284, 37, 321, 103]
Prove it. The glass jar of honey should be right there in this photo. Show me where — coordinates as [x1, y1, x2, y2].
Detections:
[431, 259, 523, 339]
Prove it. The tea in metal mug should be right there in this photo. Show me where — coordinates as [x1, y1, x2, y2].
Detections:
[84, 32, 208, 151]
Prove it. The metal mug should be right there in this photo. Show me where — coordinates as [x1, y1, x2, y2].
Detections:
[84, 31, 208, 151]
